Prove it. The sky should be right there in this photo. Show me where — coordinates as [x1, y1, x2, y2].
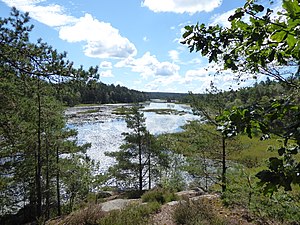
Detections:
[0, 0, 281, 93]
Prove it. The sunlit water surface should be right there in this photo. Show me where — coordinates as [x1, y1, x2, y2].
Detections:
[69, 102, 199, 172]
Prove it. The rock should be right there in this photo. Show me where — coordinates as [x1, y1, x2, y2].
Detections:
[175, 189, 203, 198]
[189, 193, 220, 202]
[101, 199, 140, 212]
[166, 200, 186, 206]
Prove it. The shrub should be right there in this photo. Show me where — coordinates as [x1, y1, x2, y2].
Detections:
[141, 188, 178, 204]
[62, 203, 105, 225]
[173, 197, 229, 225]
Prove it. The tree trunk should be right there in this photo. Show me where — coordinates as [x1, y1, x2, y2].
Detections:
[56, 145, 61, 216]
[36, 79, 42, 219]
[138, 139, 143, 191]
[45, 137, 50, 220]
[148, 133, 151, 190]
[221, 136, 226, 192]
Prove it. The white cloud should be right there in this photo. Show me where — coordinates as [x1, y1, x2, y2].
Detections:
[183, 68, 214, 86]
[155, 62, 179, 76]
[100, 61, 112, 69]
[144, 74, 182, 92]
[114, 81, 124, 86]
[188, 57, 203, 65]
[142, 0, 222, 14]
[59, 14, 137, 59]
[143, 36, 149, 42]
[115, 52, 180, 79]
[145, 82, 159, 91]
[2, 0, 137, 59]
[182, 64, 258, 93]
[210, 9, 236, 27]
[2, 0, 77, 27]
[168, 50, 179, 62]
[100, 70, 114, 78]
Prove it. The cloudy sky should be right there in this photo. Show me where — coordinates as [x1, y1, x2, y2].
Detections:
[0, 0, 279, 93]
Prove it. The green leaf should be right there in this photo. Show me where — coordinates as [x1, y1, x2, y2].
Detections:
[271, 30, 288, 42]
[184, 25, 193, 31]
[283, 0, 300, 19]
[286, 34, 297, 49]
[228, 11, 245, 22]
[182, 30, 192, 39]
[252, 4, 264, 13]
[269, 157, 283, 172]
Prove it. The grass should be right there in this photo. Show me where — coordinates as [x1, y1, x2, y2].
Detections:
[228, 134, 279, 168]
[49, 200, 161, 225]
[169, 121, 300, 224]
[142, 108, 185, 115]
[141, 188, 178, 204]
[77, 108, 100, 114]
[223, 134, 300, 224]
[74, 103, 100, 107]
[50, 203, 105, 225]
[222, 166, 300, 224]
[112, 106, 131, 115]
[97, 201, 160, 225]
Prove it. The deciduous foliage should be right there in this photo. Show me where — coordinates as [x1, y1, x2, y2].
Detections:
[182, 0, 300, 84]
[182, 0, 300, 194]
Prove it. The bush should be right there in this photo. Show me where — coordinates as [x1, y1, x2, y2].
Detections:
[173, 197, 229, 225]
[61, 203, 105, 225]
[141, 188, 178, 204]
[120, 190, 145, 199]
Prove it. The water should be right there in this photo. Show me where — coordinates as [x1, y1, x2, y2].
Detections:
[68, 102, 199, 172]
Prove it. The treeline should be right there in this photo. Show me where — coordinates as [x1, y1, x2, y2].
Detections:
[59, 79, 149, 106]
[59, 81, 190, 107]
[146, 92, 188, 102]
[184, 77, 295, 109]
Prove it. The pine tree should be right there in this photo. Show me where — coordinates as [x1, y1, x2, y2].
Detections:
[106, 105, 170, 191]
[0, 8, 96, 223]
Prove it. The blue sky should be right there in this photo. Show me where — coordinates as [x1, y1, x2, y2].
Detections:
[0, 0, 281, 93]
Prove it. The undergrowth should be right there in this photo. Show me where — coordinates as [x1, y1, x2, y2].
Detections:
[222, 166, 300, 224]
[141, 188, 178, 204]
[173, 197, 229, 225]
[97, 201, 160, 225]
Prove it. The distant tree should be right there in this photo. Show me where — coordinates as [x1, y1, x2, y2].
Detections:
[68, 79, 149, 106]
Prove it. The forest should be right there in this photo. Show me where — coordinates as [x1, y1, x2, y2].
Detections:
[1, 0, 300, 224]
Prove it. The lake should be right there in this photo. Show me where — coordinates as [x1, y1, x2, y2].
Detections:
[66, 102, 199, 172]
